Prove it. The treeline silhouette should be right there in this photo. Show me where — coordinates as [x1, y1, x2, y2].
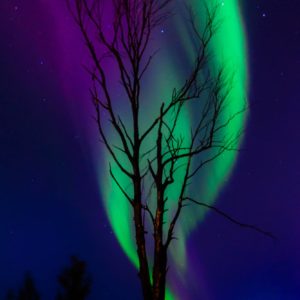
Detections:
[6, 256, 92, 300]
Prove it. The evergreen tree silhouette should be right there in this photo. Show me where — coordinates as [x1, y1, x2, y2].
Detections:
[56, 256, 92, 300]
[6, 288, 16, 300]
[17, 272, 40, 300]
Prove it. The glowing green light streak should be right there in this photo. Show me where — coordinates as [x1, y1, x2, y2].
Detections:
[98, 1, 248, 299]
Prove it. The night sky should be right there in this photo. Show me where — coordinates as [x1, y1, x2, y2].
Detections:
[1, 1, 300, 299]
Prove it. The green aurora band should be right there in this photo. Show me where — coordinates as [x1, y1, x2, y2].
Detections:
[98, 0, 248, 298]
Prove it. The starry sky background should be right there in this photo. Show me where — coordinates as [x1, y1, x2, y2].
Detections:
[1, 0, 300, 299]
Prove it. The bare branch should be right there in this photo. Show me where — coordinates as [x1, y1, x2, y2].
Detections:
[184, 197, 276, 240]
[109, 164, 134, 206]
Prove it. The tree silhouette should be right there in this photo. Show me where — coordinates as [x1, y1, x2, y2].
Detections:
[68, 1, 274, 299]
[5, 289, 16, 300]
[56, 256, 92, 300]
[17, 272, 40, 300]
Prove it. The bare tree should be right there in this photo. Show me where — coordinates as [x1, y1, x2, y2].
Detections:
[68, 1, 274, 299]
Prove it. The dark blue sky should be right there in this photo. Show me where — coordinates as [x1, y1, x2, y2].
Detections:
[1, 1, 300, 299]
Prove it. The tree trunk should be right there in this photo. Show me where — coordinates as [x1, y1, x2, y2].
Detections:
[133, 180, 152, 300]
[152, 247, 167, 300]
[152, 188, 167, 300]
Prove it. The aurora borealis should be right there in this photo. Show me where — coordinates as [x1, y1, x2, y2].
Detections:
[1, 0, 300, 299]
[94, 1, 248, 299]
